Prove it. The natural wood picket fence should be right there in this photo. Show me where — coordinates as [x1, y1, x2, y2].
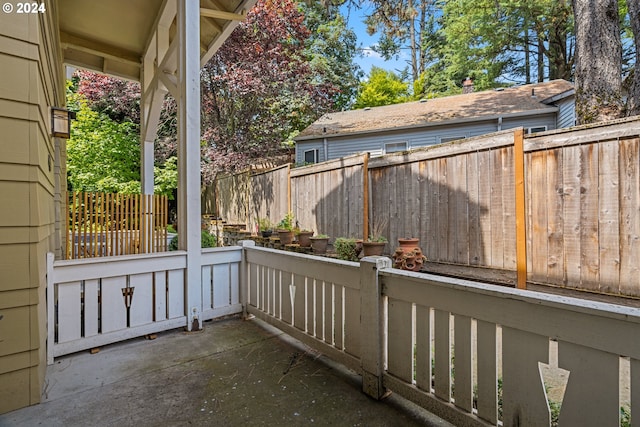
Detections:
[66, 192, 169, 259]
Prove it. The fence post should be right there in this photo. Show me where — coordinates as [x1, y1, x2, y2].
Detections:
[360, 256, 392, 399]
[239, 240, 256, 320]
[514, 128, 527, 289]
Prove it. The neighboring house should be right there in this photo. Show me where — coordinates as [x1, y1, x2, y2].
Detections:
[295, 80, 575, 164]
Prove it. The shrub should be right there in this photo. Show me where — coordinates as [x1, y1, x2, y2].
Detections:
[334, 237, 358, 261]
[169, 230, 217, 250]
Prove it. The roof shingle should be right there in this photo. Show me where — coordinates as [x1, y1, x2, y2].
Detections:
[297, 79, 573, 140]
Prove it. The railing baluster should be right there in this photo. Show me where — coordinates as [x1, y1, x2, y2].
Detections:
[415, 305, 432, 393]
[502, 328, 550, 426]
[557, 341, 619, 426]
[434, 309, 452, 401]
[454, 314, 473, 412]
[476, 320, 498, 424]
[387, 298, 413, 383]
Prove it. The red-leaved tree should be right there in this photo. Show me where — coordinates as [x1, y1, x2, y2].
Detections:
[200, 0, 339, 182]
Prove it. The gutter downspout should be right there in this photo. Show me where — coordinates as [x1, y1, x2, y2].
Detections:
[323, 137, 328, 162]
[498, 116, 503, 131]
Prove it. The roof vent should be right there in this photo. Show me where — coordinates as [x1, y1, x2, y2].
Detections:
[364, 107, 371, 111]
[494, 87, 505, 92]
[531, 88, 536, 98]
[419, 98, 428, 103]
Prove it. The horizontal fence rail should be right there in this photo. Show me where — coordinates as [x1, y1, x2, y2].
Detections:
[67, 192, 169, 259]
[46, 246, 243, 363]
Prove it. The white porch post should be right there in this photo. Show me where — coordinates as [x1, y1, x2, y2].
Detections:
[177, 0, 202, 330]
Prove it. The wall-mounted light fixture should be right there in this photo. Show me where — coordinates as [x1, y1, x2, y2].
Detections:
[51, 107, 75, 139]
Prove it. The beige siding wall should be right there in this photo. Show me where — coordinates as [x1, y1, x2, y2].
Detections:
[0, 0, 66, 413]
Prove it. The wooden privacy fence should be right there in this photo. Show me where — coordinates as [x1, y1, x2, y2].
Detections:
[67, 192, 169, 259]
[211, 164, 290, 233]
[211, 116, 640, 298]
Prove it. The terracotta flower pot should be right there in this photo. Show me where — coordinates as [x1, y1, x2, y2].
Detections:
[398, 238, 420, 252]
[310, 237, 329, 254]
[297, 231, 314, 247]
[393, 238, 426, 271]
[362, 241, 385, 256]
[278, 230, 295, 245]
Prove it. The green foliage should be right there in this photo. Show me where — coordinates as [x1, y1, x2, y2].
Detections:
[258, 217, 273, 231]
[169, 231, 218, 251]
[620, 406, 631, 427]
[66, 80, 178, 196]
[334, 237, 359, 261]
[66, 84, 141, 194]
[354, 67, 409, 108]
[300, 1, 362, 110]
[276, 212, 295, 231]
[153, 156, 177, 199]
[313, 234, 329, 239]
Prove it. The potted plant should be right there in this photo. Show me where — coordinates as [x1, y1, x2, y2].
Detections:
[362, 235, 387, 256]
[276, 212, 295, 245]
[334, 237, 359, 261]
[258, 217, 273, 238]
[310, 234, 329, 254]
[296, 228, 314, 247]
[362, 219, 388, 257]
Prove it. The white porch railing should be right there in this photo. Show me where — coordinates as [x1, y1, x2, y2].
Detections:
[46, 247, 243, 364]
[243, 244, 640, 427]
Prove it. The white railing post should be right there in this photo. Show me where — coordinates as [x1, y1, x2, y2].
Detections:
[46, 252, 55, 365]
[176, 0, 202, 331]
[360, 256, 392, 399]
[239, 240, 255, 319]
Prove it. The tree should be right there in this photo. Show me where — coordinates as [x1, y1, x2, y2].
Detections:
[199, 0, 342, 182]
[626, 0, 640, 116]
[354, 66, 409, 108]
[66, 85, 141, 194]
[572, 0, 624, 123]
[364, 0, 436, 83]
[299, 0, 362, 110]
[66, 82, 177, 197]
[439, 0, 573, 86]
[75, 70, 141, 124]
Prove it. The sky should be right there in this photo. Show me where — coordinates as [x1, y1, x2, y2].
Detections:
[339, 2, 410, 77]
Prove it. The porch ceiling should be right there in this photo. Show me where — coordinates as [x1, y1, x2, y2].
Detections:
[58, 0, 257, 81]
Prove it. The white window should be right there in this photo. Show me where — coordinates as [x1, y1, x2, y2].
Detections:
[440, 136, 466, 143]
[384, 141, 408, 154]
[303, 149, 318, 164]
[527, 126, 548, 134]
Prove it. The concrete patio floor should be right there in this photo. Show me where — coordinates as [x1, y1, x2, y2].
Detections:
[0, 316, 451, 427]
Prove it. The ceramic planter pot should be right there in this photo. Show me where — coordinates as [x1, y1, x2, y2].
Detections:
[398, 238, 420, 252]
[310, 237, 329, 254]
[297, 231, 314, 247]
[261, 230, 273, 238]
[393, 238, 426, 271]
[278, 230, 295, 245]
[362, 241, 385, 256]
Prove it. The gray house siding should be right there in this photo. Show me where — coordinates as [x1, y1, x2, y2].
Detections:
[296, 99, 574, 164]
[502, 113, 558, 134]
[557, 98, 576, 128]
[296, 141, 326, 164]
